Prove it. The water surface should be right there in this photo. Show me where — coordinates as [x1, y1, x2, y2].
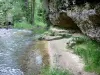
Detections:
[0, 29, 34, 75]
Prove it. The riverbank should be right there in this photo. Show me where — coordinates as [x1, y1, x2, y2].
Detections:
[47, 37, 97, 75]
[45, 28, 97, 75]
[18, 27, 98, 75]
[19, 40, 49, 75]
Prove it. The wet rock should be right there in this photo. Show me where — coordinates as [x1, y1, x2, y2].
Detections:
[66, 40, 76, 48]
[38, 37, 45, 40]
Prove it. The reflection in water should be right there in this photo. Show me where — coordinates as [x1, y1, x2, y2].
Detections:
[0, 29, 34, 75]
[23, 49, 43, 75]
[36, 55, 42, 65]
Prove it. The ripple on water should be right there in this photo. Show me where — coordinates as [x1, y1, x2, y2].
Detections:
[0, 65, 23, 75]
[0, 29, 34, 75]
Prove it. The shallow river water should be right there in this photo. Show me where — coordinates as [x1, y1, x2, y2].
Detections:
[0, 29, 38, 75]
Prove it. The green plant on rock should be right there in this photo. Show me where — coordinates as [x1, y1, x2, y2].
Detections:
[72, 36, 89, 44]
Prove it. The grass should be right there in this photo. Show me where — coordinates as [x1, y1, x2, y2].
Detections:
[69, 36, 100, 73]
[41, 68, 72, 75]
[14, 22, 47, 34]
[34, 20, 47, 27]
[32, 26, 47, 34]
[34, 0, 47, 27]
[14, 22, 33, 29]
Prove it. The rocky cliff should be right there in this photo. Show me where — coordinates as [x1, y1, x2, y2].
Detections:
[47, 0, 100, 41]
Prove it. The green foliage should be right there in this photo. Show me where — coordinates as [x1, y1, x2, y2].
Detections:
[14, 22, 33, 29]
[34, 0, 47, 26]
[41, 68, 72, 75]
[0, 12, 5, 26]
[72, 36, 89, 44]
[0, 0, 27, 27]
[0, 0, 48, 28]
[70, 36, 100, 73]
[32, 26, 46, 34]
[14, 22, 46, 34]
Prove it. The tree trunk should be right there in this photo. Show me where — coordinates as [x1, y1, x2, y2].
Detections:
[25, 0, 29, 22]
[31, 0, 35, 25]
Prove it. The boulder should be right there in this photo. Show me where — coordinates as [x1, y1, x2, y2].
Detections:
[48, 0, 100, 41]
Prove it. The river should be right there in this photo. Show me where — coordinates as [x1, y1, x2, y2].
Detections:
[0, 29, 42, 75]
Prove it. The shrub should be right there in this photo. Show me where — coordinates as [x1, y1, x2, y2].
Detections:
[69, 36, 100, 73]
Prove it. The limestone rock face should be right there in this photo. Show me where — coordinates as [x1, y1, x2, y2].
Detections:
[48, 0, 100, 41]
[48, 0, 78, 28]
